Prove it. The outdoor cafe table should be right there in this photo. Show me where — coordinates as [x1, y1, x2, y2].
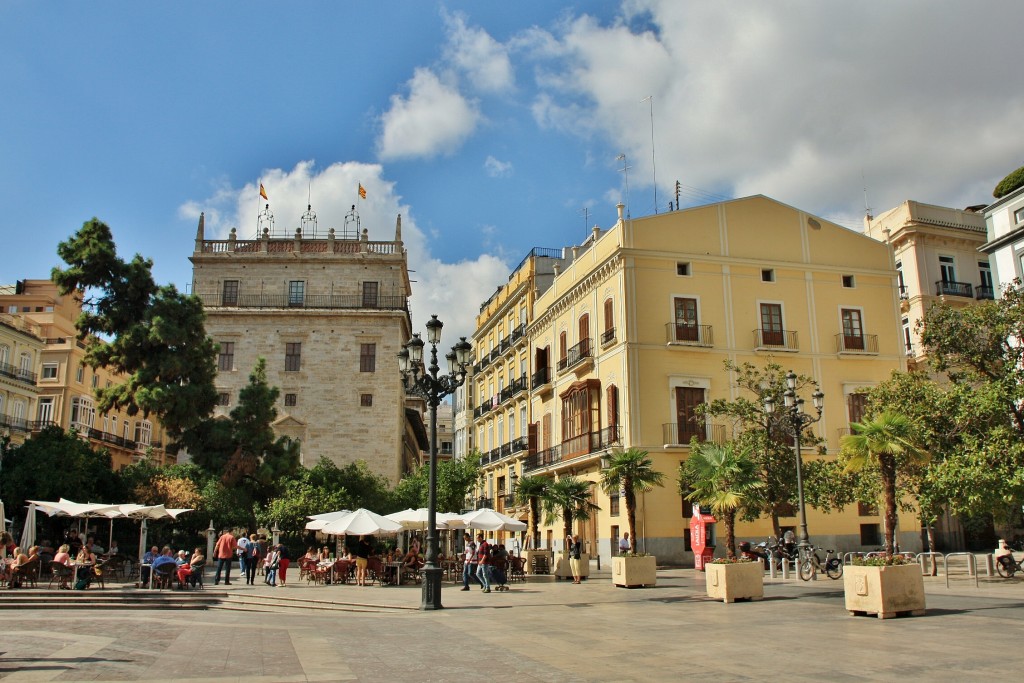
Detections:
[69, 561, 94, 586]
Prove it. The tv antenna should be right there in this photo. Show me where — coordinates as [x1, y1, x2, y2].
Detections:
[617, 153, 631, 218]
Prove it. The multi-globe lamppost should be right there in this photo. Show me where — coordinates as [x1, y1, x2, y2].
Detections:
[763, 370, 824, 555]
[397, 315, 471, 610]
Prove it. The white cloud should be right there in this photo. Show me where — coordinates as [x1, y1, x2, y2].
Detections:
[484, 156, 513, 178]
[179, 161, 509, 341]
[377, 68, 481, 161]
[443, 11, 514, 93]
[520, 0, 1024, 218]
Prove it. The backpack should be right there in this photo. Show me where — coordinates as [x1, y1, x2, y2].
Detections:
[249, 541, 261, 559]
[74, 578, 89, 590]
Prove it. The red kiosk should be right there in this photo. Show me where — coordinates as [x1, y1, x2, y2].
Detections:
[689, 503, 716, 570]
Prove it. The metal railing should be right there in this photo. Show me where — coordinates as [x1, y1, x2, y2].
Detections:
[531, 366, 551, 390]
[753, 328, 798, 350]
[0, 362, 37, 384]
[87, 427, 137, 451]
[601, 327, 616, 345]
[661, 422, 726, 445]
[556, 338, 593, 372]
[975, 285, 995, 300]
[935, 280, 973, 298]
[0, 413, 30, 432]
[944, 552, 978, 588]
[665, 323, 713, 346]
[198, 292, 409, 311]
[834, 333, 879, 353]
[523, 426, 620, 471]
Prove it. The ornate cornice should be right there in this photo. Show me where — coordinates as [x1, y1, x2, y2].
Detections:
[529, 254, 621, 335]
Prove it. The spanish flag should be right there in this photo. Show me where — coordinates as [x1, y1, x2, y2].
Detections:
[259, 183, 268, 200]
[358, 183, 367, 199]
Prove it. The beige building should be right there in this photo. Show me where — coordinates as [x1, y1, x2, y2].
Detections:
[0, 309, 44, 445]
[981, 184, 1024, 289]
[864, 200, 991, 368]
[189, 207, 418, 484]
[474, 196, 917, 565]
[0, 280, 172, 467]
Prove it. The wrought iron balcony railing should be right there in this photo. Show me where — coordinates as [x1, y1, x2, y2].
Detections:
[935, 280, 973, 298]
[976, 285, 995, 301]
[556, 338, 593, 372]
[835, 333, 879, 354]
[531, 366, 551, 390]
[201, 292, 409, 311]
[753, 329, 798, 350]
[0, 362, 37, 385]
[662, 422, 726, 445]
[666, 323, 713, 346]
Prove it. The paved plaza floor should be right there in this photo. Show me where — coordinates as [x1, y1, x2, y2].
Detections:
[1, 567, 1021, 682]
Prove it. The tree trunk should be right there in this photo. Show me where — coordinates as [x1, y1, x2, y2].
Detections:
[624, 481, 637, 554]
[725, 509, 736, 559]
[770, 508, 781, 540]
[880, 455, 898, 559]
[530, 497, 540, 549]
[563, 506, 572, 544]
[925, 523, 938, 576]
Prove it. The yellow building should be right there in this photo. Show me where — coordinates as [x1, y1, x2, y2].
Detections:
[0, 309, 44, 445]
[477, 196, 919, 565]
[0, 279, 173, 468]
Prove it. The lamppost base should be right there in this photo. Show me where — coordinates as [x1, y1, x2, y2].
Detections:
[420, 566, 443, 610]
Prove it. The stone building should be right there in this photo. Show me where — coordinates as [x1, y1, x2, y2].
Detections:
[189, 206, 418, 485]
[0, 279, 172, 467]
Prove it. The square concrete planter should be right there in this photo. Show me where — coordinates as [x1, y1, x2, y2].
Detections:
[612, 555, 657, 588]
[844, 563, 926, 618]
[555, 553, 590, 580]
[705, 560, 764, 603]
[523, 550, 554, 575]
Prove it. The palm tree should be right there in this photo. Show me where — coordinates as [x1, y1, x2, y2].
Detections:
[678, 442, 763, 559]
[840, 411, 927, 559]
[600, 448, 666, 554]
[514, 475, 550, 549]
[542, 475, 600, 543]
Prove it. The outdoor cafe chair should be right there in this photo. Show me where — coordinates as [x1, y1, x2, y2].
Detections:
[179, 561, 205, 590]
[48, 561, 73, 590]
[9, 558, 39, 589]
[152, 563, 176, 590]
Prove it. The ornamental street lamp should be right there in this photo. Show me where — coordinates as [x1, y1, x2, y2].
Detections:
[763, 370, 824, 554]
[398, 314, 471, 610]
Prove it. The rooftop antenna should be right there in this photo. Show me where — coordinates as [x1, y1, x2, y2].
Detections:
[617, 153, 631, 219]
[642, 96, 658, 214]
[862, 170, 873, 221]
[579, 206, 590, 239]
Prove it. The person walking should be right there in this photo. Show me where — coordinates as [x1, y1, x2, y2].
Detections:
[277, 544, 291, 587]
[475, 533, 492, 593]
[569, 534, 583, 584]
[264, 545, 281, 587]
[213, 530, 237, 586]
[460, 532, 476, 591]
[235, 532, 250, 582]
[244, 534, 261, 585]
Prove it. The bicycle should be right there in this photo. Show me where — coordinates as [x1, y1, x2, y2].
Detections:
[996, 554, 1022, 578]
[798, 544, 843, 581]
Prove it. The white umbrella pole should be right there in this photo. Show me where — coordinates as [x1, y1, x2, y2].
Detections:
[138, 519, 147, 564]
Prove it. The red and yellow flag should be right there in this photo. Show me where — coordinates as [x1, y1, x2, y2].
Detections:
[259, 183, 268, 200]
[358, 183, 367, 199]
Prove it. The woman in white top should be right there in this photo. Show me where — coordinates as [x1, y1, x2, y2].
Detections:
[263, 546, 281, 587]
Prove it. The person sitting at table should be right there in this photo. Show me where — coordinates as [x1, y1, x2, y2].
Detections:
[318, 546, 331, 562]
[1, 531, 15, 558]
[106, 540, 120, 557]
[75, 544, 96, 565]
[140, 546, 159, 585]
[401, 547, 423, 573]
[175, 550, 190, 567]
[176, 547, 204, 588]
[53, 544, 72, 566]
[150, 547, 177, 587]
[303, 547, 317, 562]
[7, 547, 29, 588]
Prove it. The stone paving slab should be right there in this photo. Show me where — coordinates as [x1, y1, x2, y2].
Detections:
[1, 568, 1021, 682]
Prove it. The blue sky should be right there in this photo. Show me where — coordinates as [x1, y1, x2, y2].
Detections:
[3, 1, 1023, 340]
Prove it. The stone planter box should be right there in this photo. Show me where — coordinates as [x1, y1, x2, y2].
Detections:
[612, 555, 657, 588]
[705, 560, 764, 603]
[843, 563, 926, 619]
[555, 553, 590, 580]
[523, 549, 554, 575]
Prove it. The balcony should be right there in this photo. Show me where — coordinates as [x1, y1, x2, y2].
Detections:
[202, 292, 410, 311]
[498, 374, 528, 405]
[473, 402, 492, 419]
[666, 323, 714, 347]
[523, 426, 620, 472]
[753, 329, 798, 352]
[662, 423, 726, 446]
[898, 285, 909, 300]
[531, 366, 551, 391]
[0, 362, 37, 385]
[601, 327, 616, 346]
[835, 333, 879, 354]
[556, 338, 593, 373]
[503, 493, 516, 508]
[0, 413, 30, 432]
[976, 285, 995, 301]
[87, 427, 137, 451]
[935, 280, 973, 298]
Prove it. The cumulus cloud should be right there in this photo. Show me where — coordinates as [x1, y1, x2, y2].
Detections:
[179, 161, 509, 340]
[484, 155, 513, 178]
[443, 11, 514, 93]
[377, 68, 481, 161]
[520, 0, 1024, 222]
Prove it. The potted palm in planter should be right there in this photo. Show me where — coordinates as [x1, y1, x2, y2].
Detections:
[514, 474, 551, 574]
[542, 475, 599, 581]
[840, 411, 928, 619]
[601, 448, 665, 588]
[678, 441, 764, 602]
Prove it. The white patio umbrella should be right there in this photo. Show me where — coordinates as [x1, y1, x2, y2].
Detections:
[305, 509, 352, 531]
[384, 508, 450, 530]
[19, 503, 37, 549]
[0, 498, 6, 537]
[460, 508, 527, 532]
[319, 508, 403, 536]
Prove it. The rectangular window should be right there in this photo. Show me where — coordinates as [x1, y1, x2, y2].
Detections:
[860, 524, 882, 547]
[841, 308, 864, 350]
[674, 297, 699, 341]
[842, 274, 855, 288]
[360, 343, 376, 372]
[761, 268, 775, 282]
[609, 493, 620, 517]
[902, 317, 912, 353]
[218, 342, 234, 371]
[91, 375, 99, 388]
[70, 396, 95, 429]
[284, 393, 297, 407]
[675, 387, 706, 443]
[217, 392, 230, 406]
[288, 280, 305, 307]
[847, 393, 868, 425]
[285, 342, 301, 371]
[134, 420, 152, 446]
[41, 363, 58, 380]
[759, 303, 784, 346]
[222, 280, 239, 306]
[939, 256, 956, 283]
[360, 393, 373, 407]
[76, 364, 84, 383]
[611, 525, 620, 553]
[677, 262, 690, 276]
[1014, 207, 1024, 224]
[37, 397, 54, 424]
[979, 261, 993, 292]
[362, 281, 379, 308]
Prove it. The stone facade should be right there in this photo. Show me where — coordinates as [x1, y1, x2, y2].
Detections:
[189, 211, 414, 484]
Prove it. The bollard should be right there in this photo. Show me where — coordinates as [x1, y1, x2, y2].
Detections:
[768, 555, 777, 578]
[781, 558, 790, 580]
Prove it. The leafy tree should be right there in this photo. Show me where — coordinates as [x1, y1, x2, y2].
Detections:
[994, 165, 1024, 198]
[840, 412, 928, 559]
[542, 475, 599, 542]
[515, 475, 549, 550]
[52, 218, 218, 441]
[678, 442, 763, 559]
[389, 451, 480, 513]
[599, 448, 666, 553]
[698, 360, 821, 536]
